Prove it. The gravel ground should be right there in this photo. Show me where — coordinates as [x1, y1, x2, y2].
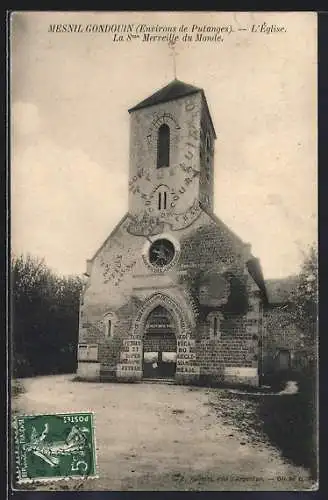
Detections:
[11, 374, 316, 491]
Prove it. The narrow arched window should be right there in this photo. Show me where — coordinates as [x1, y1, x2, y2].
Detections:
[104, 312, 116, 338]
[107, 319, 112, 338]
[208, 313, 222, 340]
[158, 188, 169, 210]
[157, 124, 170, 168]
[213, 317, 218, 337]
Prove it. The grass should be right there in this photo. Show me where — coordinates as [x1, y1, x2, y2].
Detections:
[258, 376, 317, 479]
[211, 376, 317, 480]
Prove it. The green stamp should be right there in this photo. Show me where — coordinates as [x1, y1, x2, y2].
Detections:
[14, 412, 97, 483]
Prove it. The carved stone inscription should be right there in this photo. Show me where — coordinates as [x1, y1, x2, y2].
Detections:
[146, 111, 181, 147]
[118, 339, 142, 373]
[129, 96, 203, 230]
[127, 199, 201, 237]
[176, 335, 199, 374]
[100, 225, 137, 286]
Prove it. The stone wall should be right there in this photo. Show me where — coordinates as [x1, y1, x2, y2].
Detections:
[77, 207, 262, 386]
[262, 305, 305, 374]
[128, 92, 203, 218]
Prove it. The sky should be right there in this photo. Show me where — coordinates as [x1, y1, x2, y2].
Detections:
[11, 11, 317, 279]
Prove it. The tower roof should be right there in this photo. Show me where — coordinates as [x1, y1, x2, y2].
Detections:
[128, 79, 216, 138]
[128, 79, 202, 112]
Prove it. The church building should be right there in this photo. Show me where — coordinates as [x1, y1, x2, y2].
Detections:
[76, 79, 268, 387]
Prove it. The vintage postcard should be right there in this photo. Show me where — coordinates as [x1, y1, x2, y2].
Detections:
[10, 11, 318, 491]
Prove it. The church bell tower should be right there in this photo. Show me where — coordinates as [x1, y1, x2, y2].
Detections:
[128, 79, 217, 231]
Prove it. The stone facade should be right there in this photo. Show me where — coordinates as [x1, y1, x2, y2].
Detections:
[77, 80, 267, 386]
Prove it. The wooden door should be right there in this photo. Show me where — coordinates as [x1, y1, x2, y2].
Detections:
[277, 349, 291, 371]
[143, 306, 177, 379]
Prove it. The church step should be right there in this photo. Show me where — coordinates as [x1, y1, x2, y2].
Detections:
[142, 378, 176, 385]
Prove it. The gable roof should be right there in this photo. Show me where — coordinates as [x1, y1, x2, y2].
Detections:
[203, 206, 245, 249]
[89, 212, 129, 263]
[246, 257, 268, 303]
[265, 276, 299, 305]
[200, 203, 267, 300]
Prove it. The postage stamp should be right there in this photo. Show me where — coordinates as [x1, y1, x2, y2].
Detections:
[13, 412, 97, 483]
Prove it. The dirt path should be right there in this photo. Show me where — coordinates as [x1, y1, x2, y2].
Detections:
[12, 375, 314, 491]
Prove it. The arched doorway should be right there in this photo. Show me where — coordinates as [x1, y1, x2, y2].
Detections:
[142, 305, 177, 379]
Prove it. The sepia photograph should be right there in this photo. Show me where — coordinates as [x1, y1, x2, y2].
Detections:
[10, 11, 318, 491]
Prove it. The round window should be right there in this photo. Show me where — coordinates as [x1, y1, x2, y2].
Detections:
[149, 239, 175, 268]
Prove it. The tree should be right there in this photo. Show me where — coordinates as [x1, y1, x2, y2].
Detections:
[289, 245, 318, 479]
[11, 253, 83, 377]
[291, 245, 318, 363]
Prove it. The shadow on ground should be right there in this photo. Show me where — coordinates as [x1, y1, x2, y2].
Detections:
[258, 375, 317, 480]
[211, 374, 317, 481]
